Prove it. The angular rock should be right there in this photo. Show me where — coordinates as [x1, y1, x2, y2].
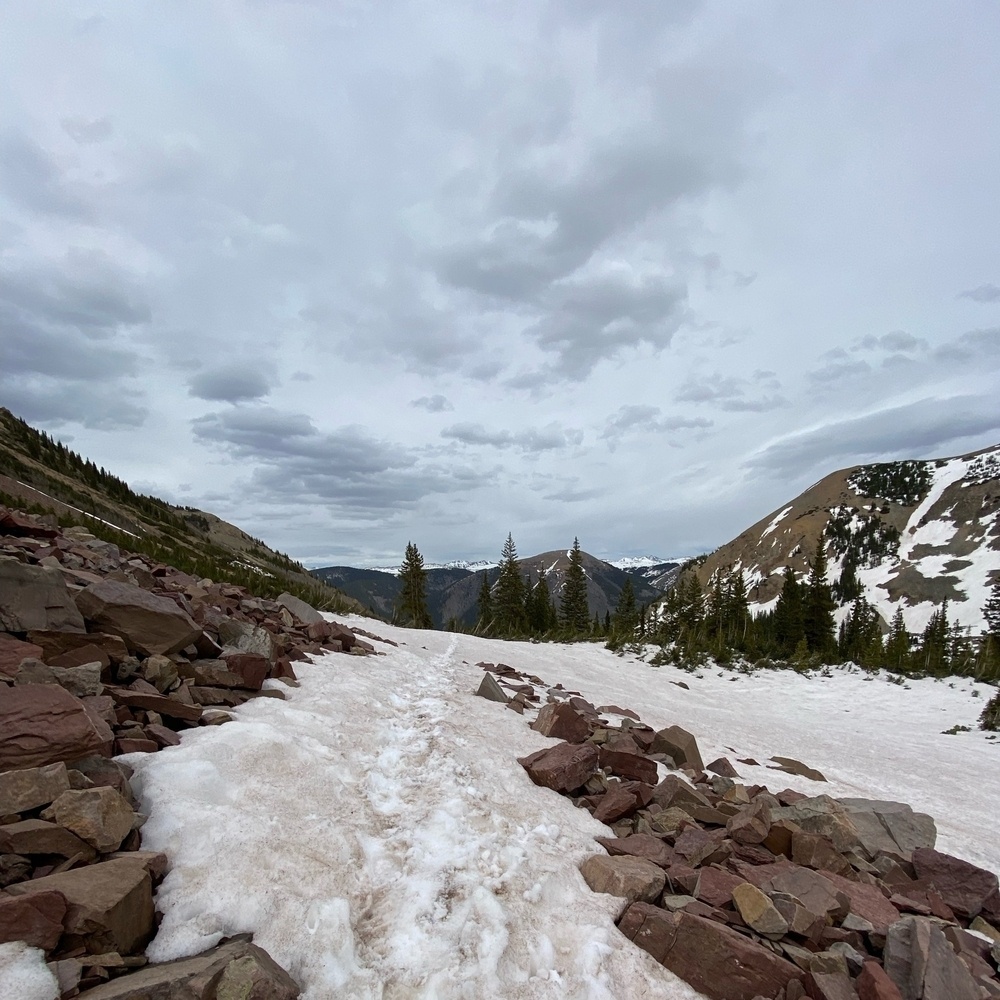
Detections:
[806, 971, 860, 1000]
[652, 774, 712, 813]
[75, 580, 202, 657]
[884, 915, 984, 1000]
[518, 741, 599, 793]
[217, 619, 279, 661]
[219, 651, 269, 691]
[793, 831, 854, 876]
[0, 684, 108, 771]
[727, 798, 772, 845]
[69, 934, 299, 999]
[598, 747, 658, 785]
[107, 689, 202, 723]
[0, 761, 71, 815]
[649, 725, 704, 771]
[857, 960, 904, 1000]
[771, 796, 863, 854]
[29, 630, 130, 666]
[0, 890, 67, 951]
[818, 870, 901, 935]
[618, 904, 805, 1000]
[706, 756, 740, 778]
[0, 557, 87, 633]
[139, 654, 178, 694]
[732, 882, 789, 937]
[770, 756, 827, 781]
[530, 702, 590, 743]
[696, 867, 747, 909]
[580, 854, 666, 904]
[276, 591, 324, 624]
[839, 799, 937, 859]
[0, 819, 97, 861]
[911, 847, 999, 920]
[44, 787, 135, 852]
[596, 834, 675, 869]
[49, 642, 111, 669]
[68, 757, 134, 802]
[766, 865, 850, 922]
[593, 785, 643, 824]
[475, 673, 508, 703]
[0, 633, 44, 679]
[0, 853, 31, 887]
[5, 857, 153, 955]
[673, 826, 727, 867]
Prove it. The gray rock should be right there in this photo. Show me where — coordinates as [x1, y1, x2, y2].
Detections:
[0, 557, 88, 634]
[885, 915, 984, 1000]
[276, 592, 324, 625]
[580, 854, 666, 904]
[475, 673, 508, 703]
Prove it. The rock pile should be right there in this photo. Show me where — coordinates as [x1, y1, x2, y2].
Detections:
[0, 506, 376, 997]
[474, 661, 1000, 1000]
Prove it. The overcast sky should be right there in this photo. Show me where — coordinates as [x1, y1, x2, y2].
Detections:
[2, 2, 999, 568]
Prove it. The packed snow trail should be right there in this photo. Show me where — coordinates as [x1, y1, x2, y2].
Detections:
[126, 629, 703, 999]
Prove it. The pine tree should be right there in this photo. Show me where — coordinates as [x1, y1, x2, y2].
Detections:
[476, 570, 493, 635]
[885, 606, 910, 672]
[494, 533, 527, 635]
[610, 577, 638, 642]
[803, 540, 836, 658]
[772, 567, 804, 656]
[395, 541, 432, 628]
[560, 537, 590, 635]
[984, 578, 1000, 636]
[919, 600, 950, 675]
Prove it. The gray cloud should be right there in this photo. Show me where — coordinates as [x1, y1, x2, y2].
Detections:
[61, 116, 114, 144]
[601, 404, 712, 449]
[441, 421, 582, 452]
[676, 373, 788, 409]
[410, 394, 453, 412]
[959, 284, 1000, 303]
[745, 395, 1000, 476]
[807, 360, 872, 385]
[853, 331, 928, 353]
[1, 377, 147, 430]
[188, 366, 273, 403]
[0, 129, 93, 219]
[933, 328, 1000, 365]
[192, 406, 496, 515]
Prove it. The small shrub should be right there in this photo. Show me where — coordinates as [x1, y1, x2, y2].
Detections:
[980, 689, 1000, 732]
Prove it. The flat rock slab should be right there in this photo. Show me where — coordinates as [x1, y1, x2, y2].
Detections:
[73, 933, 300, 999]
[0, 818, 97, 861]
[0, 557, 87, 633]
[618, 903, 804, 1000]
[580, 854, 666, 904]
[108, 689, 203, 723]
[0, 633, 44, 679]
[276, 591, 324, 625]
[911, 847, 1000, 921]
[75, 580, 202, 657]
[0, 761, 71, 814]
[5, 857, 153, 955]
[0, 684, 108, 772]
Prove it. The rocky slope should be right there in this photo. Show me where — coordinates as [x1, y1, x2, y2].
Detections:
[693, 443, 1000, 633]
[0, 407, 358, 613]
[0, 504, 386, 997]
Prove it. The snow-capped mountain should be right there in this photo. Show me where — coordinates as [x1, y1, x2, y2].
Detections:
[692, 443, 1000, 633]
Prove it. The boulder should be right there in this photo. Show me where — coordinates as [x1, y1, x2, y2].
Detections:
[28, 630, 129, 665]
[219, 651, 270, 691]
[771, 796, 862, 854]
[0, 761, 71, 814]
[5, 857, 154, 955]
[217, 619, 279, 661]
[139, 654, 178, 693]
[530, 702, 590, 743]
[857, 960, 904, 1000]
[884, 915, 984, 1000]
[732, 882, 789, 937]
[649, 725, 704, 771]
[818, 870, 901, 935]
[598, 747, 658, 785]
[765, 865, 851, 922]
[107, 689, 202, 723]
[652, 774, 712, 813]
[0, 684, 108, 771]
[592, 785, 642, 824]
[0, 557, 87, 633]
[769, 756, 827, 782]
[727, 798, 772, 846]
[580, 854, 666, 904]
[75, 581, 202, 657]
[806, 971, 861, 1000]
[911, 847, 999, 920]
[618, 904, 805, 1000]
[276, 592, 324, 625]
[706, 756, 741, 778]
[695, 867, 748, 909]
[475, 673, 508, 703]
[0, 819, 97, 861]
[43, 787, 135, 852]
[839, 799, 937, 858]
[70, 934, 299, 999]
[0, 633, 44, 679]
[596, 834, 676, 869]
[518, 742, 599, 793]
[0, 890, 67, 951]
[68, 757, 134, 802]
[15, 660, 103, 698]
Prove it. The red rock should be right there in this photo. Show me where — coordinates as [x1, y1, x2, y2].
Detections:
[593, 786, 641, 824]
[618, 904, 805, 1000]
[818, 870, 901, 935]
[270, 656, 297, 681]
[0, 511, 59, 538]
[0, 890, 67, 951]
[857, 960, 903, 1000]
[28, 630, 129, 665]
[649, 725, 705, 771]
[0, 819, 97, 860]
[706, 757, 740, 778]
[674, 826, 727, 866]
[598, 747, 658, 784]
[107, 689, 202, 723]
[305, 620, 333, 641]
[0, 684, 108, 771]
[696, 867, 747, 909]
[0, 558, 87, 633]
[115, 738, 158, 754]
[518, 741, 599, 793]
[806, 971, 860, 1000]
[49, 643, 111, 669]
[219, 651, 269, 690]
[5, 857, 154, 955]
[145, 724, 181, 748]
[727, 798, 772, 845]
[596, 834, 676, 868]
[911, 847, 1000, 920]
[0, 633, 44, 679]
[0, 761, 71, 814]
[75, 580, 203, 657]
[530, 703, 590, 743]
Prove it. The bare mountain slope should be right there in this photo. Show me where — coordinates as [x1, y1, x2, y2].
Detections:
[695, 443, 1000, 633]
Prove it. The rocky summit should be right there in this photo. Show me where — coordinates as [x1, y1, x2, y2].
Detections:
[0, 505, 384, 997]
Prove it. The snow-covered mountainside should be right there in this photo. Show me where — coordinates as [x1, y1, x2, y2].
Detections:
[9, 616, 989, 1000]
[696, 443, 1000, 632]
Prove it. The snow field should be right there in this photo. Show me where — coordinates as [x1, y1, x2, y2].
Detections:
[5, 618, 997, 999]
